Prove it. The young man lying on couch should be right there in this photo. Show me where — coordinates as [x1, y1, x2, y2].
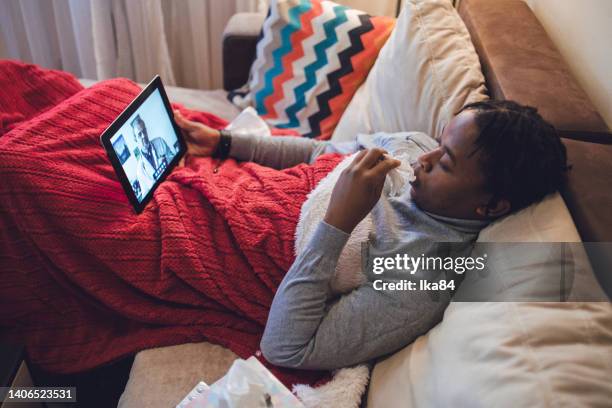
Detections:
[174, 100, 569, 370]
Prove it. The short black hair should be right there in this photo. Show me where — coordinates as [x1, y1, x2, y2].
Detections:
[459, 100, 569, 213]
[130, 114, 145, 130]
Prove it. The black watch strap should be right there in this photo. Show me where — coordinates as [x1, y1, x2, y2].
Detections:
[213, 129, 232, 159]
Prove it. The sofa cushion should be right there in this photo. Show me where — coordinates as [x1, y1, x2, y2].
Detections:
[331, 0, 488, 143]
[230, 0, 395, 140]
[118, 342, 238, 408]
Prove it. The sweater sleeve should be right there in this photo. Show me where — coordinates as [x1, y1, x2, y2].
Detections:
[260, 221, 450, 370]
[229, 133, 359, 169]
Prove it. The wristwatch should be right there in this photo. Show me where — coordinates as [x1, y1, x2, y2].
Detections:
[213, 129, 232, 159]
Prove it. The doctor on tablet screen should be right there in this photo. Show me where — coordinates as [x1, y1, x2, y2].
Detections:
[131, 115, 175, 194]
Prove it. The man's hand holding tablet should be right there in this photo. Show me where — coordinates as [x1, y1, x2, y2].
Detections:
[173, 110, 221, 164]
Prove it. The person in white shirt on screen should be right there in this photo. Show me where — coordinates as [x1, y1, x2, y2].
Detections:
[131, 115, 175, 194]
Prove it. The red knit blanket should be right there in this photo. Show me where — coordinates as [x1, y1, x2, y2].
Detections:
[0, 61, 342, 386]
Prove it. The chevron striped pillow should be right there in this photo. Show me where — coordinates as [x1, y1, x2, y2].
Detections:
[229, 0, 395, 140]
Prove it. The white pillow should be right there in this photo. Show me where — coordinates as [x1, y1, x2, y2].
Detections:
[331, 0, 487, 142]
[367, 193, 612, 407]
[463, 194, 606, 302]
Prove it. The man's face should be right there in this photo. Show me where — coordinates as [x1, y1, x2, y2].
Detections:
[410, 110, 494, 220]
[134, 121, 149, 149]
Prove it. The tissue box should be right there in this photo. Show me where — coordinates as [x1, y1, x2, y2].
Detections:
[177, 357, 304, 408]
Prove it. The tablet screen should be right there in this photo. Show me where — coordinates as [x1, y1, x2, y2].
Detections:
[108, 89, 180, 202]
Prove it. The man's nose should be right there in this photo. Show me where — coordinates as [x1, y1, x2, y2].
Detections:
[418, 147, 444, 172]
[417, 154, 433, 172]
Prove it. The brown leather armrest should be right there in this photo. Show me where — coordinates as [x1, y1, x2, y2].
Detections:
[222, 13, 265, 91]
[562, 139, 612, 242]
[562, 139, 612, 297]
[458, 0, 610, 143]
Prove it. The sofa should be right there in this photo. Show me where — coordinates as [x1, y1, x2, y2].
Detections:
[117, 0, 612, 406]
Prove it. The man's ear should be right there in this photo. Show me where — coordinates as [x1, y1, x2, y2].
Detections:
[476, 198, 511, 219]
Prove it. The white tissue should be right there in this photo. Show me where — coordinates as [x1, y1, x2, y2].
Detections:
[384, 153, 416, 197]
[225, 107, 271, 138]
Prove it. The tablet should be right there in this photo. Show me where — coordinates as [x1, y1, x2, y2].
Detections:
[100, 76, 186, 213]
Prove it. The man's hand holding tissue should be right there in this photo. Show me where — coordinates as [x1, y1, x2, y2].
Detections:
[324, 148, 400, 234]
[173, 110, 220, 160]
